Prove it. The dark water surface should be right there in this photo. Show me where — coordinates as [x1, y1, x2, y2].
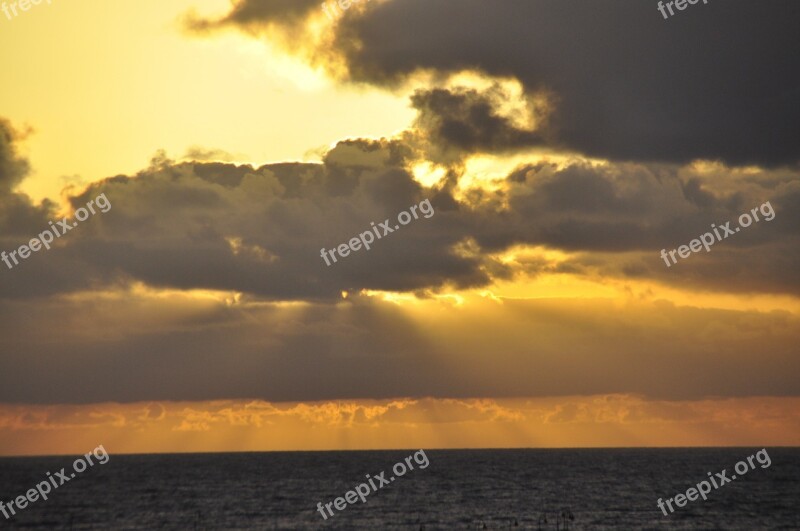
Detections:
[0, 448, 797, 529]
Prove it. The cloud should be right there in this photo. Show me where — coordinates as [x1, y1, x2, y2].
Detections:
[194, 0, 800, 166]
[1, 289, 798, 403]
[406, 84, 548, 165]
[0, 120, 68, 296]
[184, 0, 323, 31]
[182, 146, 246, 163]
[60, 142, 492, 300]
[2, 123, 799, 301]
[3, 396, 799, 455]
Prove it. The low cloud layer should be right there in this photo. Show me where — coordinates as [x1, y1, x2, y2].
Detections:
[1, 288, 798, 403]
[3, 396, 799, 455]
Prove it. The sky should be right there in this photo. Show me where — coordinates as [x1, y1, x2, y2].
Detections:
[0, 0, 798, 456]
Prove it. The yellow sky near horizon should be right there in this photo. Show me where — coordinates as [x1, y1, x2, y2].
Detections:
[2, 395, 799, 457]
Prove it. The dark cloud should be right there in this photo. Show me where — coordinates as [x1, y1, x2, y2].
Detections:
[197, 0, 800, 166]
[493, 161, 800, 295]
[183, 0, 322, 31]
[0, 120, 69, 297]
[1, 293, 798, 403]
[342, 0, 800, 166]
[182, 146, 243, 163]
[1, 138, 497, 301]
[214, 0, 321, 24]
[407, 86, 546, 164]
[2, 124, 798, 300]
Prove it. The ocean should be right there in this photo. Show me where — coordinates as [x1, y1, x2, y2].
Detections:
[0, 448, 797, 529]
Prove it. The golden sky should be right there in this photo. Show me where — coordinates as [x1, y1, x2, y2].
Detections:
[3, 396, 800, 457]
[1, 0, 798, 455]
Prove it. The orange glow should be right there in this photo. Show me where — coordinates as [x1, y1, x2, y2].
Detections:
[2, 396, 798, 456]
